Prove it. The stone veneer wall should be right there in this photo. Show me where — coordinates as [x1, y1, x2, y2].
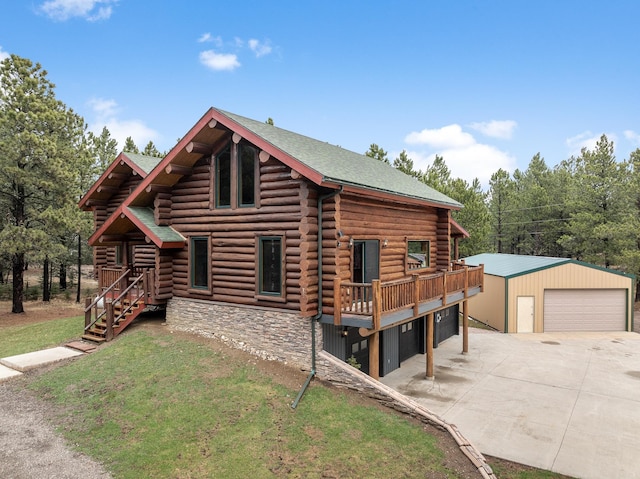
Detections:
[165, 297, 321, 370]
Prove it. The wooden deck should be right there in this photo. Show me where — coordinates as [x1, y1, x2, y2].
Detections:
[333, 263, 484, 331]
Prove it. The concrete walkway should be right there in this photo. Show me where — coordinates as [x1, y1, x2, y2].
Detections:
[0, 344, 88, 381]
[381, 329, 640, 479]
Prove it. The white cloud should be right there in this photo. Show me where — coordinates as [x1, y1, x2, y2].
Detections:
[0, 46, 9, 61]
[248, 39, 272, 58]
[39, 0, 117, 21]
[469, 120, 517, 139]
[197, 33, 224, 47]
[403, 123, 516, 187]
[624, 130, 640, 145]
[87, 97, 158, 151]
[199, 50, 240, 71]
[405, 124, 476, 149]
[565, 131, 618, 157]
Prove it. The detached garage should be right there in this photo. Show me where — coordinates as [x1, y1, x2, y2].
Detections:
[462, 253, 634, 333]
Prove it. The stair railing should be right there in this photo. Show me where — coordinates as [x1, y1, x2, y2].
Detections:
[110, 271, 147, 326]
[84, 269, 131, 333]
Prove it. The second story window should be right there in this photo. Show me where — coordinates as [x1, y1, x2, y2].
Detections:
[214, 141, 257, 209]
[215, 145, 232, 208]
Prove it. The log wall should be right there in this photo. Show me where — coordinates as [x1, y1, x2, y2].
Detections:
[169, 157, 319, 312]
[338, 193, 445, 283]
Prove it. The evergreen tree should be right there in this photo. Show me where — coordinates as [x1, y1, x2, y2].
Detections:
[448, 178, 491, 256]
[142, 140, 163, 158]
[365, 143, 390, 164]
[393, 150, 419, 178]
[487, 168, 515, 253]
[0, 55, 90, 312]
[421, 155, 452, 196]
[620, 148, 640, 299]
[558, 135, 628, 267]
[123, 136, 139, 153]
[88, 126, 117, 173]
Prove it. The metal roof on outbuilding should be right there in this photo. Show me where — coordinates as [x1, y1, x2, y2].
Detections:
[463, 253, 634, 280]
[463, 253, 572, 278]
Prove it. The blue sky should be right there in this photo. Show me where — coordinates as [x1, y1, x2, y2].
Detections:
[1, 1, 639, 189]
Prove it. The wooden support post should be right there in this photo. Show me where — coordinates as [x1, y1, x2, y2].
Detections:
[442, 272, 447, 306]
[464, 265, 469, 298]
[333, 278, 342, 326]
[426, 312, 434, 379]
[372, 280, 382, 331]
[462, 300, 469, 354]
[412, 274, 420, 317]
[142, 269, 149, 303]
[369, 331, 380, 380]
[106, 302, 114, 341]
[84, 297, 91, 329]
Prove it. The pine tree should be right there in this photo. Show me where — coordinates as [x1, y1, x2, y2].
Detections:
[365, 143, 390, 164]
[0, 54, 89, 312]
[123, 136, 139, 153]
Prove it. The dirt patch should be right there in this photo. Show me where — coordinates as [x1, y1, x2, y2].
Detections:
[0, 299, 85, 328]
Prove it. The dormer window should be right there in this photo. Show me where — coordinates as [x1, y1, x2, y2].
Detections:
[214, 141, 257, 209]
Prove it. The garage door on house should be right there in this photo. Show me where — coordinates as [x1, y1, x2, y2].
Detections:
[543, 289, 627, 332]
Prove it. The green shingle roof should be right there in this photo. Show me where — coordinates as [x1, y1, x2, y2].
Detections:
[127, 206, 185, 244]
[123, 152, 163, 174]
[217, 109, 462, 209]
[462, 253, 571, 278]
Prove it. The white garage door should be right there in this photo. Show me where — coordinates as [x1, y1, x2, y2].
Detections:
[543, 289, 627, 332]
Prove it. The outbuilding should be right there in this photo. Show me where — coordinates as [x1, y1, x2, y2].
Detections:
[462, 253, 634, 333]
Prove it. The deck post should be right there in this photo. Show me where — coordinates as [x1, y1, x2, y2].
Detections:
[333, 278, 342, 325]
[442, 271, 447, 306]
[372, 280, 382, 331]
[462, 300, 469, 354]
[464, 265, 469, 298]
[426, 312, 434, 379]
[412, 274, 420, 317]
[369, 331, 380, 380]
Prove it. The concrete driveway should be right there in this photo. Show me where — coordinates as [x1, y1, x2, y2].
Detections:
[380, 329, 640, 479]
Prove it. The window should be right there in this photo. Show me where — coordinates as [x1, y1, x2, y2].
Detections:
[239, 144, 256, 207]
[215, 145, 231, 208]
[190, 237, 210, 290]
[214, 141, 257, 209]
[258, 236, 284, 298]
[407, 240, 430, 271]
[115, 245, 124, 266]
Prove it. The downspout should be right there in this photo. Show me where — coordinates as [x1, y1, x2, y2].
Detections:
[292, 185, 343, 409]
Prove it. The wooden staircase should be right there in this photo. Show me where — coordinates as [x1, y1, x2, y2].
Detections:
[83, 268, 153, 343]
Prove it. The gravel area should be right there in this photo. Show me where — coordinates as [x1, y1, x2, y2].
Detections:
[0, 381, 111, 479]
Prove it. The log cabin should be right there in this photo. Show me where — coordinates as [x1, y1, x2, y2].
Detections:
[79, 107, 483, 380]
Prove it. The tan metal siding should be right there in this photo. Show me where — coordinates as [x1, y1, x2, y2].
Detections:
[468, 274, 506, 331]
[543, 289, 626, 331]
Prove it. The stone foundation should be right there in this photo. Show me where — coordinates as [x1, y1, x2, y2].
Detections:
[165, 297, 320, 370]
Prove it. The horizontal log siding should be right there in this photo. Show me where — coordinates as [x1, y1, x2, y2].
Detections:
[436, 209, 451, 270]
[169, 159, 310, 311]
[133, 244, 155, 269]
[106, 175, 142, 217]
[338, 194, 441, 283]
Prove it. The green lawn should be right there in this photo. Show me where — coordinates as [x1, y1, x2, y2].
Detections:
[1, 317, 573, 478]
[0, 315, 81, 357]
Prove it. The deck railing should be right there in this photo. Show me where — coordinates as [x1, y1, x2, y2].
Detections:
[333, 264, 484, 329]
